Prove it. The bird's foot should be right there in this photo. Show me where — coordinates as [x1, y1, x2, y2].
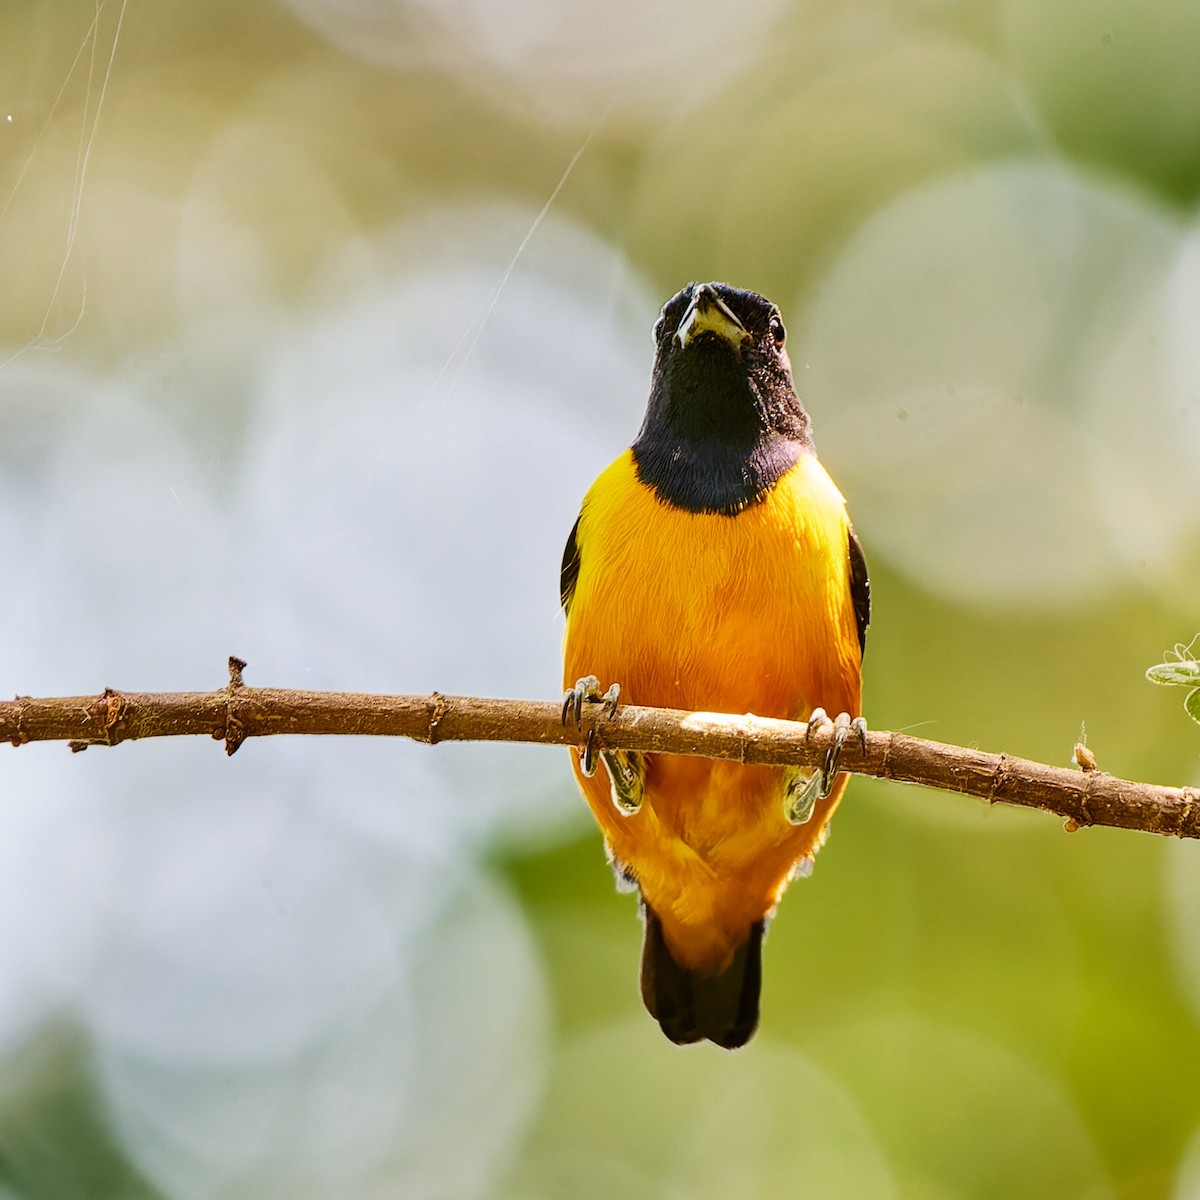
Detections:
[785, 709, 867, 825]
[562, 674, 618, 777]
[562, 675, 620, 730]
[604, 748, 645, 815]
[783, 768, 821, 825]
[562, 677, 642, 813]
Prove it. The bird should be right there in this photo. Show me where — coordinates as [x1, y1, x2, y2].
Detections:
[560, 281, 869, 1049]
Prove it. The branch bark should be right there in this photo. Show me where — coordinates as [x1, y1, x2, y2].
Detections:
[3, 658, 1198, 839]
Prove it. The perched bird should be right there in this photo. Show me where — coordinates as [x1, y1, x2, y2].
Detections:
[561, 282, 869, 1049]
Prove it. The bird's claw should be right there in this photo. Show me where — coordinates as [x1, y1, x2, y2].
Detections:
[561, 676, 620, 727]
[581, 727, 600, 776]
[563, 677, 625, 790]
[852, 715, 868, 754]
[786, 709, 867, 824]
[804, 707, 827, 742]
[562, 674, 597, 727]
[817, 711, 867, 799]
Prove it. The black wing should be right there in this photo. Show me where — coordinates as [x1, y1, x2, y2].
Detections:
[560, 515, 582, 615]
[848, 526, 870, 656]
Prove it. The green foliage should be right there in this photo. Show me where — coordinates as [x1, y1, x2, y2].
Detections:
[1147, 638, 1200, 725]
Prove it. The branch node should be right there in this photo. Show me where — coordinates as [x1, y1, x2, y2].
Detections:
[426, 692, 448, 744]
[99, 688, 126, 745]
[1076, 771, 1097, 829]
[9, 696, 30, 746]
[1177, 788, 1199, 838]
[1073, 742, 1099, 772]
[68, 740, 90, 753]
[988, 754, 1011, 805]
[224, 719, 246, 757]
[223, 658, 249, 755]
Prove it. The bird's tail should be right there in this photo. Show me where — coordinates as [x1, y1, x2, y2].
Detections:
[639, 906, 764, 1049]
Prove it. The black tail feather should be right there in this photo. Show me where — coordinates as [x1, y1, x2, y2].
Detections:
[639, 908, 764, 1049]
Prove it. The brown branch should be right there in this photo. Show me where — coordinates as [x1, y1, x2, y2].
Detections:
[3, 658, 1198, 839]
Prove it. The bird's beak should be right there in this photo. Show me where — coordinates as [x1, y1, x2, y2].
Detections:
[675, 283, 748, 350]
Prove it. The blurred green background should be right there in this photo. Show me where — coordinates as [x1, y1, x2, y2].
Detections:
[2, 0, 1200, 1196]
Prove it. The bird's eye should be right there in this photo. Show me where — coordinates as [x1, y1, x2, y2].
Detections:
[769, 318, 786, 346]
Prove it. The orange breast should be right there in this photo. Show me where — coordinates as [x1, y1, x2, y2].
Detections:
[563, 449, 863, 971]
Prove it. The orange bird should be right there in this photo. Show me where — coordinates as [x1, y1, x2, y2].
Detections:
[561, 282, 868, 1049]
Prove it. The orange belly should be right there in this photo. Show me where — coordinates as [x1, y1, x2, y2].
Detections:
[563, 449, 862, 973]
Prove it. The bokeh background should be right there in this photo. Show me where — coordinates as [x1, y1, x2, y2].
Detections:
[2, 0, 1200, 1195]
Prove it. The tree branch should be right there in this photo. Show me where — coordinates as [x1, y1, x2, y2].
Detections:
[3, 658, 1197, 838]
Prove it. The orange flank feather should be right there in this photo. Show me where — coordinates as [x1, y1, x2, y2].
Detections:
[563, 448, 861, 978]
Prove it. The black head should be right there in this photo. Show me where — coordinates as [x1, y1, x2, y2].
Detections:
[632, 282, 813, 514]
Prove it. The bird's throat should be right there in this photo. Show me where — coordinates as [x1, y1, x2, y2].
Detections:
[631, 429, 809, 515]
